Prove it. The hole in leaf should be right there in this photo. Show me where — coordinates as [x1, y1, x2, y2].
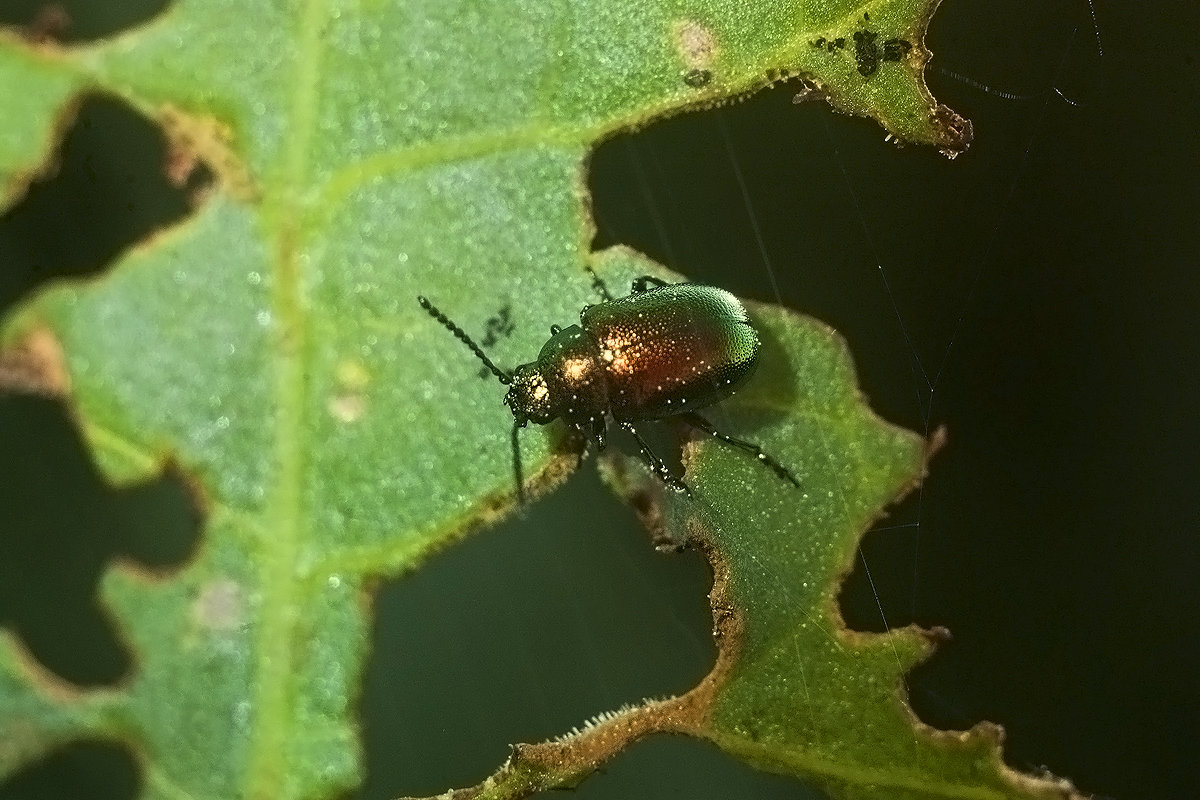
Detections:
[0, 740, 138, 800]
[566, 735, 824, 799]
[584, 11, 1194, 799]
[0, 91, 207, 687]
[0, 393, 203, 686]
[358, 469, 714, 799]
[590, 97, 816, 303]
[0, 94, 211, 312]
[838, 486, 924, 634]
[0, 1, 171, 43]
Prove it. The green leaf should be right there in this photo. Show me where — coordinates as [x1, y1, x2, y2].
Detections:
[0, 2, 1071, 800]
[0, 43, 80, 204]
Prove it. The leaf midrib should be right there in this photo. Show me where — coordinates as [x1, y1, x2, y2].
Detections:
[246, 0, 330, 795]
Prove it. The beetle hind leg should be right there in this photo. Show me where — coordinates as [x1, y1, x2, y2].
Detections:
[677, 412, 800, 488]
[618, 421, 692, 496]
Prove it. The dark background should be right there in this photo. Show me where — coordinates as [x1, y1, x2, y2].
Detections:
[1, 2, 1196, 799]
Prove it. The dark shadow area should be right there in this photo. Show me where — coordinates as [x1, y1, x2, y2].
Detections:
[0, 68, 209, 682]
[589, 4, 1197, 799]
[0, 0, 171, 43]
[0, 741, 138, 800]
[566, 734, 824, 799]
[589, 73, 1078, 441]
[0, 89, 206, 691]
[0, 94, 208, 312]
[358, 469, 715, 799]
[0, 392, 202, 685]
[0, 31, 210, 798]
[838, 487, 924, 634]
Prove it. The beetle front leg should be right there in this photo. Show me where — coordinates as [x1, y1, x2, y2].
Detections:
[588, 416, 608, 451]
[511, 419, 527, 503]
[618, 421, 692, 496]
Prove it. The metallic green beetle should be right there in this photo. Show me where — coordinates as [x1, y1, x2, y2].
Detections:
[418, 274, 798, 500]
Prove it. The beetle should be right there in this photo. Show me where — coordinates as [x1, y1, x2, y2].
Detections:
[417, 271, 799, 501]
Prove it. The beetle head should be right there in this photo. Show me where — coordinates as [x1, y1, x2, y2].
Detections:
[505, 363, 555, 424]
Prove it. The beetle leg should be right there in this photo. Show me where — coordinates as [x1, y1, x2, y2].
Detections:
[511, 418, 527, 503]
[564, 416, 606, 470]
[558, 417, 604, 470]
[677, 412, 800, 488]
[631, 275, 669, 294]
[565, 424, 589, 469]
[619, 421, 692, 496]
[584, 265, 614, 302]
[589, 416, 608, 451]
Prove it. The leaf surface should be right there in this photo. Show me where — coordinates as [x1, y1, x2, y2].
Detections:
[0, 2, 1071, 799]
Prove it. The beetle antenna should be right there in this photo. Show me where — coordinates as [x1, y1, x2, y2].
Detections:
[418, 296, 513, 384]
[511, 418, 526, 503]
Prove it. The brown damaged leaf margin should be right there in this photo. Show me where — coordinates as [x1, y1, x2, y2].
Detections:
[332, 442, 582, 581]
[406, 423, 1083, 800]
[159, 104, 256, 202]
[904, 718, 1084, 800]
[402, 430, 937, 800]
[396, 532, 738, 800]
[882, 430, 1083, 799]
[0, 326, 70, 396]
[829, 425, 949, 650]
[0, 324, 212, 527]
[782, 0, 972, 157]
[0, 332, 210, 706]
[0, 321, 200, 476]
[0, 629, 92, 706]
[602, 2, 970, 157]
[897, 0, 974, 155]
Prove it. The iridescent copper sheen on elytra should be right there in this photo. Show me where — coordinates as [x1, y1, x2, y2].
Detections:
[418, 275, 796, 501]
[580, 284, 759, 420]
[505, 282, 758, 428]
